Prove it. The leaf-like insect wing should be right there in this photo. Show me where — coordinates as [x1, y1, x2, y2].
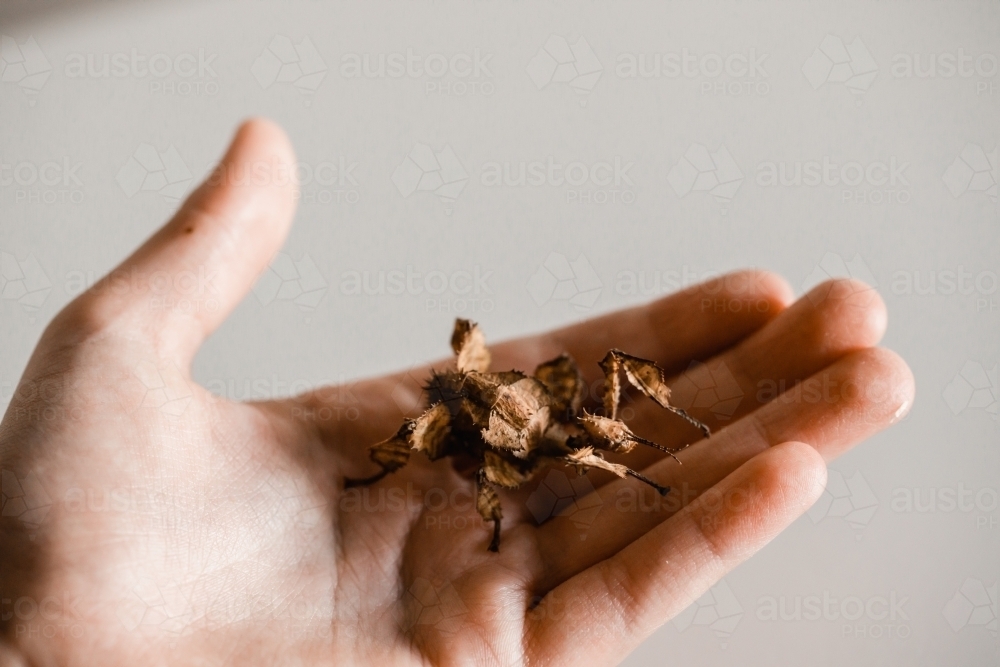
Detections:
[564, 446, 629, 478]
[482, 405, 551, 455]
[599, 351, 622, 419]
[369, 421, 415, 472]
[603, 351, 711, 440]
[534, 354, 586, 416]
[483, 450, 531, 488]
[617, 352, 672, 408]
[451, 318, 491, 373]
[493, 377, 549, 426]
[461, 370, 526, 410]
[476, 474, 503, 521]
[566, 445, 670, 495]
[409, 403, 451, 460]
[519, 405, 551, 455]
[450, 318, 474, 354]
[517, 376, 555, 407]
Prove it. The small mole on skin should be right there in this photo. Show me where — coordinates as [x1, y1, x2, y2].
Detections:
[184, 227, 194, 234]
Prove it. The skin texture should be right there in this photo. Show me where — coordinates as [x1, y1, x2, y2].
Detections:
[0, 119, 915, 667]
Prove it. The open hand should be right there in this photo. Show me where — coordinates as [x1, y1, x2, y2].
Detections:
[0, 119, 914, 666]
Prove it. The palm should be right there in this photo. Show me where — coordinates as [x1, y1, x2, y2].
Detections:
[0, 120, 913, 667]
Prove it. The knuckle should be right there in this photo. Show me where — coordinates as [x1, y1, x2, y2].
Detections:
[42, 290, 141, 354]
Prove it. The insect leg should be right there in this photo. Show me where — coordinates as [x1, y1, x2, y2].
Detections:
[475, 469, 503, 553]
[343, 426, 414, 488]
[343, 468, 391, 488]
[627, 434, 687, 463]
[662, 405, 712, 440]
[599, 351, 622, 420]
[623, 467, 671, 496]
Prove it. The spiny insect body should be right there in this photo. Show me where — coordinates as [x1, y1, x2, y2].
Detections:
[345, 319, 711, 552]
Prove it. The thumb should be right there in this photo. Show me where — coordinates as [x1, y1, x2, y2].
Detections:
[72, 118, 298, 365]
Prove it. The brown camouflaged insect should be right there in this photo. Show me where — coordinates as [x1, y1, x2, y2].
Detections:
[345, 319, 711, 552]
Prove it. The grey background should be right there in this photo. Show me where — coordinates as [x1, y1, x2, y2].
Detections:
[1, 0, 998, 664]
